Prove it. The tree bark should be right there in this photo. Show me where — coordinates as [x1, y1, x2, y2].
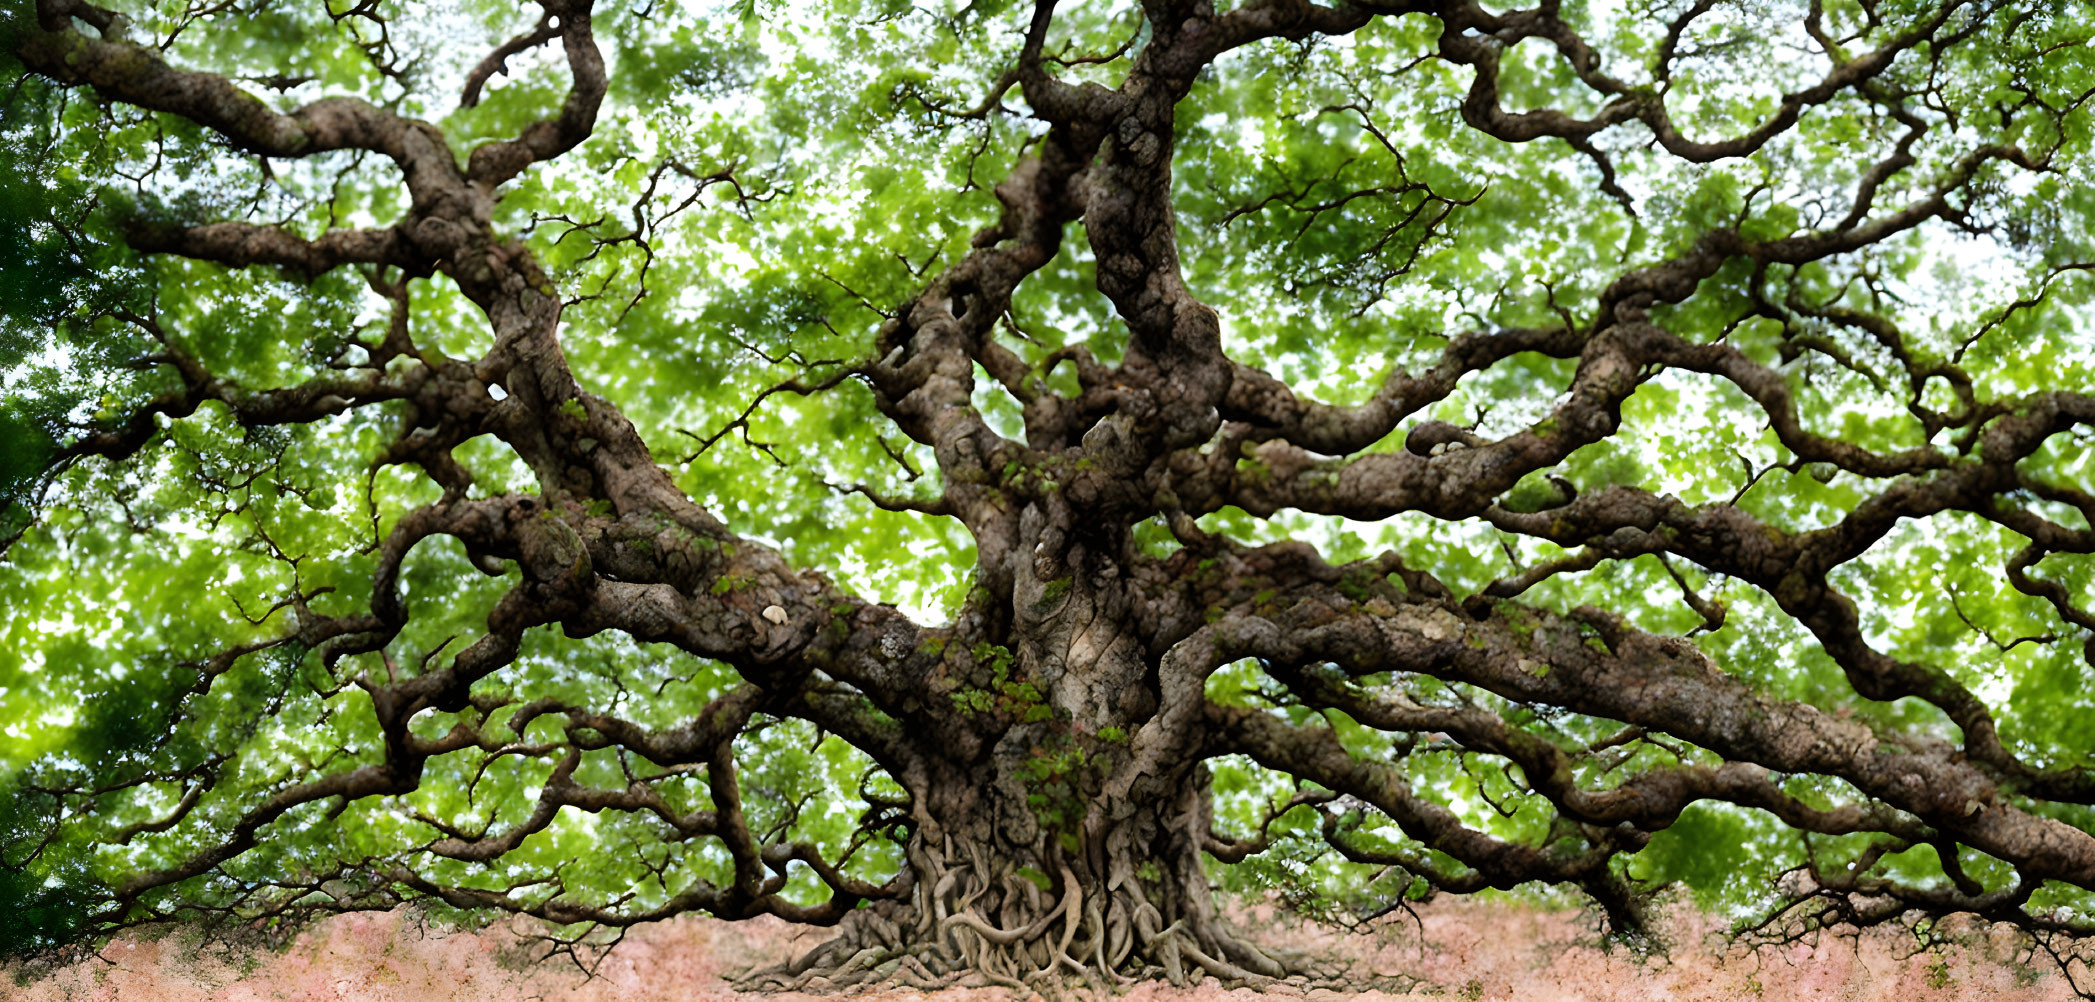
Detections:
[11, 0, 2095, 993]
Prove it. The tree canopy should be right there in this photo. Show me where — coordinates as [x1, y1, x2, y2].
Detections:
[3, 0, 2094, 991]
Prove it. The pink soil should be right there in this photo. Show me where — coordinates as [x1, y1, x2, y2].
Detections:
[4, 899, 2074, 1002]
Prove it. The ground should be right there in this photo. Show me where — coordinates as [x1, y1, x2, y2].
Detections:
[4, 898, 2073, 1001]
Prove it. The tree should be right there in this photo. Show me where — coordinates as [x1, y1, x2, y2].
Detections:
[3, 0, 2094, 990]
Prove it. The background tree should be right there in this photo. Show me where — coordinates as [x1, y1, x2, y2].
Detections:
[3, 0, 2094, 991]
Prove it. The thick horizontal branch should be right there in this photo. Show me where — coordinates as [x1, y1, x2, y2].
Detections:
[126, 220, 422, 277]
[1205, 701, 1649, 927]
[1219, 325, 1582, 455]
[1222, 593, 2095, 890]
[19, 0, 452, 181]
[1267, 662, 1932, 841]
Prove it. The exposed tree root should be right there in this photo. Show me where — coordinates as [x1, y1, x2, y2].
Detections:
[733, 844, 1410, 995]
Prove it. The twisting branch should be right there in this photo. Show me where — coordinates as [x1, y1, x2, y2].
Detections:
[464, 0, 607, 187]
[8, 0, 2095, 994]
[460, 12, 563, 109]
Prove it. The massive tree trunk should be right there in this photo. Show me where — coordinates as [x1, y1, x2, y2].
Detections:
[763, 752, 1248, 989]
[738, 516, 1298, 988]
[11, 0, 2095, 995]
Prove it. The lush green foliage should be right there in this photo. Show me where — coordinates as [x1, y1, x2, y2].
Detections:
[3, 0, 2094, 984]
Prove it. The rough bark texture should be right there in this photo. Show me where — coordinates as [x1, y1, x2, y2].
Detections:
[9, 0, 2095, 994]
